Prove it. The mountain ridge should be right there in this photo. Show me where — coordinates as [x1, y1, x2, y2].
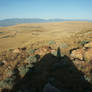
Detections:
[0, 18, 92, 27]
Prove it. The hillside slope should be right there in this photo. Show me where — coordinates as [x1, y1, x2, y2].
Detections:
[0, 22, 92, 92]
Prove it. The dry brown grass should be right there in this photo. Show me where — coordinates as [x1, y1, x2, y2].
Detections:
[0, 21, 92, 51]
[0, 21, 92, 91]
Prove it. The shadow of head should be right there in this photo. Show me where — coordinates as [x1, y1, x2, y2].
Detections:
[4, 47, 92, 92]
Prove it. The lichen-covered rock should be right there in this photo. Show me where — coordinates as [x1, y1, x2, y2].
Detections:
[70, 49, 84, 60]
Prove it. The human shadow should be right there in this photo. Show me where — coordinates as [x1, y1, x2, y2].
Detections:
[2, 47, 92, 92]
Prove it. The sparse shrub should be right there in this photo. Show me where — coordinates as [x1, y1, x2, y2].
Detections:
[26, 55, 37, 64]
[26, 63, 34, 68]
[79, 40, 89, 46]
[0, 77, 15, 89]
[8, 48, 13, 51]
[28, 49, 36, 55]
[18, 65, 30, 77]
[48, 40, 56, 45]
[60, 43, 68, 48]
[18, 63, 34, 77]
[6, 70, 14, 77]
[17, 55, 37, 77]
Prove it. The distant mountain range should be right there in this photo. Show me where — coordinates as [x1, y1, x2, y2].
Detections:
[0, 18, 92, 27]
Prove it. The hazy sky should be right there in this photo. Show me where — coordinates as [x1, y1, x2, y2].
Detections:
[0, 0, 92, 20]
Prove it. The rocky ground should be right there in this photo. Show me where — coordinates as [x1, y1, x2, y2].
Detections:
[0, 40, 92, 92]
[0, 22, 92, 92]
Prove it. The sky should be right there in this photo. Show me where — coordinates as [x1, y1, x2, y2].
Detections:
[0, 0, 92, 20]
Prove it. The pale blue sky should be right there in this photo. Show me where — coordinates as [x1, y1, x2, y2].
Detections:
[0, 0, 92, 20]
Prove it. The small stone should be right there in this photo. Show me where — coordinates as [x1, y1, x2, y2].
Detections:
[13, 48, 21, 53]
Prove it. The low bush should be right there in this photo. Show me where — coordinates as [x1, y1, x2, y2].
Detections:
[60, 43, 68, 48]
[26, 55, 37, 64]
[18, 65, 30, 77]
[0, 77, 15, 89]
[79, 40, 89, 46]
[28, 49, 36, 55]
[48, 40, 56, 45]
[6, 69, 14, 77]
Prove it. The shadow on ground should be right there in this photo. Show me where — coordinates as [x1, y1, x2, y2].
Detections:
[2, 47, 92, 92]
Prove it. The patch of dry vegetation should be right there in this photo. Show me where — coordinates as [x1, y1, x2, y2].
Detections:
[0, 22, 92, 91]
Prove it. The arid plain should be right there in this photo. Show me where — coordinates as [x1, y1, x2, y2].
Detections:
[0, 21, 92, 51]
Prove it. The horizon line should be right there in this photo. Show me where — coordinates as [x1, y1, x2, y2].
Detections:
[0, 17, 92, 21]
